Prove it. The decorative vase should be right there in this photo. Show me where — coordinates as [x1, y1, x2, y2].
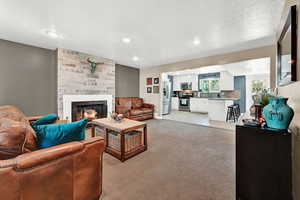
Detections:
[263, 97, 294, 130]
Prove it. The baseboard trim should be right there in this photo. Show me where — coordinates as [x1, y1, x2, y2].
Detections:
[154, 113, 163, 119]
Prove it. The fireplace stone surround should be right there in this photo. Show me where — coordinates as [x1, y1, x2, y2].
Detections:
[57, 48, 115, 119]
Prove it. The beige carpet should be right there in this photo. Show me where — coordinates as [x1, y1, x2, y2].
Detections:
[101, 119, 235, 200]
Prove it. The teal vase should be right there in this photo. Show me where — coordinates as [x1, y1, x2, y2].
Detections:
[263, 97, 294, 130]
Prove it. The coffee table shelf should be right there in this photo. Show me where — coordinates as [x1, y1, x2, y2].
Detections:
[91, 118, 147, 162]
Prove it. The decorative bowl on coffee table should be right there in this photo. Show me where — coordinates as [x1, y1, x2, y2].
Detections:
[110, 112, 124, 122]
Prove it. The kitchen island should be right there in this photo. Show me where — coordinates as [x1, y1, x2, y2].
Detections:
[190, 97, 239, 121]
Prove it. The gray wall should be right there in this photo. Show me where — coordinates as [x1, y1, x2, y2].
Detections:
[115, 64, 139, 97]
[0, 40, 140, 115]
[0, 39, 57, 116]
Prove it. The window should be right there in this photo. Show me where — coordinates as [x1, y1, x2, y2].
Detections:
[199, 78, 220, 92]
[210, 79, 220, 92]
[198, 72, 220, 93]
[251, 80, 266, 93]
[199, 80, 209, 92]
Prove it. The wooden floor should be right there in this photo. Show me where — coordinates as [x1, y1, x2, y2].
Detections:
[163, 110, 235, 131]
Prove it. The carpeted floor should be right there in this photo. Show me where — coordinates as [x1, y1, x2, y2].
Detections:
[101, 119, 235, 200]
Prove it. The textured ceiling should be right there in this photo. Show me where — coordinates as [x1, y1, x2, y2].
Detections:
[0, 0, 284, 68]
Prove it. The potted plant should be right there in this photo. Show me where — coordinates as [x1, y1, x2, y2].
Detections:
[250, 89, 275, 119]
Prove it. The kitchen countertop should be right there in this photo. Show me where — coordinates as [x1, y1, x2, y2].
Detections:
[190, 97, 239, 101]
[208, 98, 239, 101]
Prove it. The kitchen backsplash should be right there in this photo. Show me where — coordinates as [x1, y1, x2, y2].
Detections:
[220, 90, 240, 98]
[172, 90, 240, 99]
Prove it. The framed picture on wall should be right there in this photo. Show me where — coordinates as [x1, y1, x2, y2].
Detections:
[147, 78, 152, 85]
[154, 78, 159, 84]
[153, 86, 159, 93]
[147, 87, 152, 93]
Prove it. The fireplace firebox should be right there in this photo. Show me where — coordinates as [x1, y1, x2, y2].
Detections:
[71, 101, 107, 122]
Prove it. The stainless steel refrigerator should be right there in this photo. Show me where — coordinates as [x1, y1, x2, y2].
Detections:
[162, 80, 172, 115]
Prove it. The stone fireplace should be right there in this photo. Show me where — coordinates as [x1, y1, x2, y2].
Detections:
[62, 95, 112, 121]
[71, 101, 107, 122]
[57, 48, 115, 119]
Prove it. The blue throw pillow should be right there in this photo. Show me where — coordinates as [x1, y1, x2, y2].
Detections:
[33, 118, 89, 148]
[32, 113, 58, 126]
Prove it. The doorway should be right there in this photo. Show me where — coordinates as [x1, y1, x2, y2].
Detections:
[234, 76, 246, 113]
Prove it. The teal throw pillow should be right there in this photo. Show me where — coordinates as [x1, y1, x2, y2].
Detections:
[33, 118, 89, 148]
[32, 113, 58, 126]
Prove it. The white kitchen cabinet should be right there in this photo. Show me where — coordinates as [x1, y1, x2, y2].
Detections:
[190, 98, 234, 121]
[220, 71, 234, 90]
[171, 97, 179, 110]
[190, 98, 208, 113]
[207, 100, 233, 121]
[192, 81, 198, 91]
[173, 74, 198, 91]
[173, 80, 180, 91]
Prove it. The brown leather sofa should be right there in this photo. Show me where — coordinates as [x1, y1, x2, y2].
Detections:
[115, 97, 154, 121]
[0, 105, 105, 200]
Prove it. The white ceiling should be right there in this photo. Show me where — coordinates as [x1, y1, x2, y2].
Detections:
[0, 0, 284, 68]
[166, 57, 270, 76]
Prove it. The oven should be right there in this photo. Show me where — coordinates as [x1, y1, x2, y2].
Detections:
[179, 97, 190, 111]
[178, 91, 193, 111]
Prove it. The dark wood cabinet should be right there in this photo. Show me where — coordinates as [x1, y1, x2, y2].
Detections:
[236, 125, 292, 200]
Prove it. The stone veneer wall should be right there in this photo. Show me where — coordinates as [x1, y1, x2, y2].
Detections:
[57, 48, 115, 118]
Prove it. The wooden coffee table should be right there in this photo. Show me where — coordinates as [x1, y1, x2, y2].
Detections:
[91, 118, 147, 162]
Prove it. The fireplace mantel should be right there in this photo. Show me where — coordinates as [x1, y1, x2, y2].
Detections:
[62, 95, 113, 121]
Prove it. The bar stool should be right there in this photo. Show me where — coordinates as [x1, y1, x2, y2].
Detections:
[233, 104, 240, 118]
[226, 104, 240, 122]
[226, 105, 234, 122]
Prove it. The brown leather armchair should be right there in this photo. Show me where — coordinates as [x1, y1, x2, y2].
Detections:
[116, 97, 154, 121]
[0, 105, 105, 200]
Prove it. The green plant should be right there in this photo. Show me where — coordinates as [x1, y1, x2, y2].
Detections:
[259, 89, 275, 107]
[252, 80, 266, 93]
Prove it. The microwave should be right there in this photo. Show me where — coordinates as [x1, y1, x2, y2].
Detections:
[180, 82, 192, 90]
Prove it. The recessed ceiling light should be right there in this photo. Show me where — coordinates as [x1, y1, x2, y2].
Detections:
[43, 29, 63, 39]
[193, 37, 200, 46]
[132, 56, 139, 61]
[122, 37, 131, 44]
